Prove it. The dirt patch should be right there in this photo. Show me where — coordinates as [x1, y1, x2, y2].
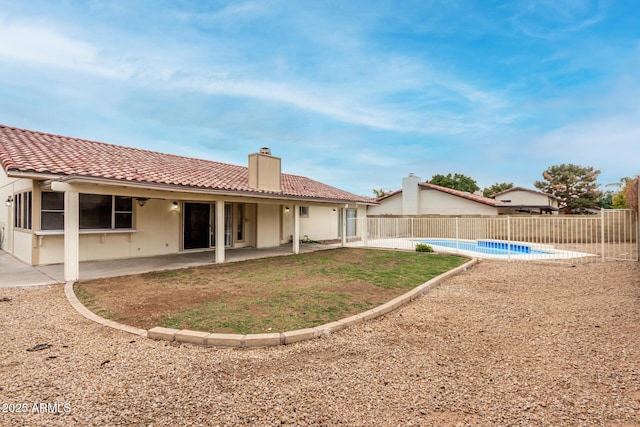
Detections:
[76, 247, 467, 333]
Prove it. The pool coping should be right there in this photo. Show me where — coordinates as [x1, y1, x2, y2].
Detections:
[64, 257, 478, 348]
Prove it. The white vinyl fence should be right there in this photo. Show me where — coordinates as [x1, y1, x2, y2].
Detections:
[349, 210, 638, 263]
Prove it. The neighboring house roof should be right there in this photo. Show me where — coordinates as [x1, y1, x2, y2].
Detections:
[0, 124, 374, 204]
[375, 182, 503, 207]
[375, 189, 402, 202]
[490, 186, 561, 201]
[418, 182, 501, 207]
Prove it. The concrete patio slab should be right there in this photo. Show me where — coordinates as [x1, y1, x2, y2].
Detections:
[0, 251, 60, 287]
[1, 243, 334, 287]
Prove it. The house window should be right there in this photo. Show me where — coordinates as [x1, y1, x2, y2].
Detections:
[41, 192, 65, 230]
[299, 206, 309, 218]
[80, 194, 133, 229]
[236, 204, 244, 241]
[13, 193, 21, 228]
[13, 191, 32, 229]
[114, 196, 133, 229]
[338, 208, 357, 237]
[41, 192, 133, 230]
[80, 194, 112, 229]
[23, 191, 32, 229]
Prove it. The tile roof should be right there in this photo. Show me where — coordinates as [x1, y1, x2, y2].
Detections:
[490, 186, 560, 201]
[375, 182, 502, 207]
[418, 182, 502, 207]
[0, 124, 374, 204]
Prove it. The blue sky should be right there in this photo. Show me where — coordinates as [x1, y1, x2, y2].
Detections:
[0, 0, 638, 196]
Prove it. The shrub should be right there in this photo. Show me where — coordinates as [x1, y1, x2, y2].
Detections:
[415, 243, 434, 253]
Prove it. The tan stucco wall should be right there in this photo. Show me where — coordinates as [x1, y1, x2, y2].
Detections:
[310, 205, 339, 241]
[4, 174, 363, 264]
[135, 199, 181, 256]
[281, 204, 367, 243]
[367, 193, 403, 215]
[0, 171, 35, 257]
[368, 189, 497, 216]
[0, 168, 12, 252]
[256, 204, 281, 248]
[36, 198, 182, 265]
[248, 153, 281, 192]
[495, 190, 557, 208]
[12, 230, 33, 264]
[420, 189, 497, 215]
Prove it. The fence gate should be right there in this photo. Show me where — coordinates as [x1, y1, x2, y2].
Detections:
[358, 210, 638, 263]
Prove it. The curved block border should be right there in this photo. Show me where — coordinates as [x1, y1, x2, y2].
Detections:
[65, 257, 478, 348]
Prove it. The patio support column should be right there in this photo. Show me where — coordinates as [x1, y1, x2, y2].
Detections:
[360, 205, 368, 247]
[341, 204, 347, 247]
[215, 200, 225, 263]
[64, 189, 80, 282]
[293, 204, 300, 254]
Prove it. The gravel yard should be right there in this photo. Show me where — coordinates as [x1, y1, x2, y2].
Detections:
[1, 260, 639, 426]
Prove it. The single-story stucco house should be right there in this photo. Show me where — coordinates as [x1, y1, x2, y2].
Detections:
[489, 186, 560, 214]
[368, 174, 559, 216]
[0, 124, 375, 281]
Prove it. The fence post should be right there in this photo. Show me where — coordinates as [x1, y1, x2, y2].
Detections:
[601, 209, 605, 262]
[636, 209, 640, 262]
[362, 216, 368, 247]
[507, 216, 511, 262]
[455, 217, 459, 255]
[411, 217, 414, 239]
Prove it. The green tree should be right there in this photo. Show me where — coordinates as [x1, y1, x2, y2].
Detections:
[611, 176, 640, 209]
[624, 176, 639, 213]
[534, 164, 601, 213]
[483, 182, 514, 198]
[372, 188, 390, 198]
[598, 190, 614, 209]
[428, 173, 479, 193]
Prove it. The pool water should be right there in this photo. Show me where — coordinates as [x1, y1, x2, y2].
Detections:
[416, 239, 550, 255]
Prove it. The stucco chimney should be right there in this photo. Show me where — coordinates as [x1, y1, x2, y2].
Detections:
[402, 173, 421, 215]
[248, 148, 281, 192]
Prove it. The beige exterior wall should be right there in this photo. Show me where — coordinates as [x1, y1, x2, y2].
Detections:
[136, 199, 181, 255]
[367, 193, 403, 216]
[287, 205, 341, 242]
[248, 152, 281, 192]
[495, 189, 558, 209]
[35, 198, 182, 265]
[2, 173, 367, 265]
[256, 203, 281, 248]
[0, 167, 12, 253]
[280, 204, 368, 243]
[368, 189, 497, 216]
[420, 189, 497, 215]
[12, 230, 33, 264]
[0, 170, 36, 257]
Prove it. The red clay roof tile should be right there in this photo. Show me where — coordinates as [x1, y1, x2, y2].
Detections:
[374, 182, 502, 207]
[0, 124, 374, 204]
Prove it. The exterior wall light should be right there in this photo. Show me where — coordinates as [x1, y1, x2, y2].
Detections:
[172, 201, 179, 210]
[136, 198, 149, 207]
[284, 206, 290, 213]
[5, 196, 13, 207]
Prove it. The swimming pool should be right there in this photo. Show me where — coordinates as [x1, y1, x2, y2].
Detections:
[415, 239, 552, 256]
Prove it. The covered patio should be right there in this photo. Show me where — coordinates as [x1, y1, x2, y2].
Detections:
[0, 243, 336, 287]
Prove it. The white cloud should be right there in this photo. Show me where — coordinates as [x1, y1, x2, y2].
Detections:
[528, 111, 640, 184]
[508, 0, 607, 39]
[0, 17, 136, 79]
[0, 5, 517, 138]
